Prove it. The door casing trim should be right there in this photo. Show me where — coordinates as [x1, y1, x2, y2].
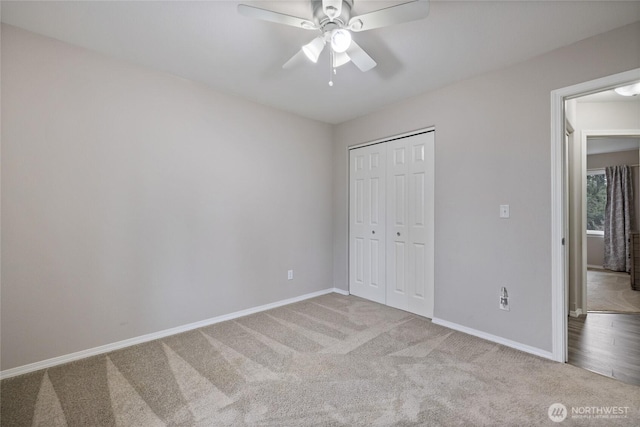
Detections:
[550, 68, 640, 362]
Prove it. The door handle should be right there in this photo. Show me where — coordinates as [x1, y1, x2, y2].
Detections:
[372, 230, 375, 234]
[397, 232, 401, 236]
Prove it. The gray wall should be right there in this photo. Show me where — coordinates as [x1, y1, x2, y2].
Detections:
[3, 21, 640, 371]
[1, 25, 334, 370]
[577, 102, 640, 129]
[333, 22, 640, 352]
[587, 236, 605, 268]
[586, 149, 640, 267]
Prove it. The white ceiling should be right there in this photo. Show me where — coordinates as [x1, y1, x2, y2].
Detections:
[578, 89, 640, 103]
[2, 0, 640, 124]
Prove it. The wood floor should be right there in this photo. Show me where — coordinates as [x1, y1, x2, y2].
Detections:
[568, 313, 640, 386]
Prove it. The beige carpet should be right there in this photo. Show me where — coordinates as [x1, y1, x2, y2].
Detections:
[587, 269, 640, 312]
[2, 293, 639, 426]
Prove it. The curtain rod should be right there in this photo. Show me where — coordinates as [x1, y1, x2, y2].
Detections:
[587, 164, 640, 172]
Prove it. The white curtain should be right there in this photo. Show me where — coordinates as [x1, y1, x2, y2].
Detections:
[603, 165, 634, 272]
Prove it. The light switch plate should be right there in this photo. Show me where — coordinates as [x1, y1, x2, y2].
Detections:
[499, 204, 510, 218]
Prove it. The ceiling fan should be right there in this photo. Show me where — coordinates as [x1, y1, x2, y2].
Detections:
[238, 0, 430, 85]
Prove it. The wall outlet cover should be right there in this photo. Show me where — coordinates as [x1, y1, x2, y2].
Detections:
[500, 287, 509, 311]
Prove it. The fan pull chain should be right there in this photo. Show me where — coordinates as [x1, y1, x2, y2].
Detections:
[329, 50, 334, 87]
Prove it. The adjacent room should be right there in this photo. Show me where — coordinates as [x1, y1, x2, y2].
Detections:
[584, 135, 640, 314]
[565, 90, 640, 387]
[2, 1, 640, 425]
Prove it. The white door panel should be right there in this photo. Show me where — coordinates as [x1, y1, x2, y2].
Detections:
[386, 132, 434, 318]
[407, 134, 434, 318]
[386, 138, 410, 311]
[349, 144, 386, 304]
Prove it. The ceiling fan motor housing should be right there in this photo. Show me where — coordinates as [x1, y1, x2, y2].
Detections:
[312, 0, 353, 29]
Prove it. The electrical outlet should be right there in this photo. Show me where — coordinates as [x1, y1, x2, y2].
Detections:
[287, 270, 294, 280]
[500, 287, 509, 311]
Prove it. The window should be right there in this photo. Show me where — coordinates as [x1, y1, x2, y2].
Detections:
[586, 170, 606, 235]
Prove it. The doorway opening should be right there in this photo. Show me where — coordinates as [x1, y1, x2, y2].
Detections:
[551, 69, 640, 386]
[582, 132, 640, 314]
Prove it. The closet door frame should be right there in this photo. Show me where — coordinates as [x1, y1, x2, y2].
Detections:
[347, 127, 435, 318]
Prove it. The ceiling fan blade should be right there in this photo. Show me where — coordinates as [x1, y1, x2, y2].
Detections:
[348, 0, 429, 32]
[283, 50, 308, 69]
[346, 41, 376, 72]
[334, 51, 351, 68]
[322, 0, 342, 21]
[238, 4, 317, 30]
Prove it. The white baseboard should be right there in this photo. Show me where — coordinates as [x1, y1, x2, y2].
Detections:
[0, 287, 346, 380]
[431, 317, 554, 361]
[569, 308, 584, 318]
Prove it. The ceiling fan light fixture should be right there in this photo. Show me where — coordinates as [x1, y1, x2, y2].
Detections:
[614, 82, 640, 97]
[302, 37, 326, 63]
[331, 29, 352, 53]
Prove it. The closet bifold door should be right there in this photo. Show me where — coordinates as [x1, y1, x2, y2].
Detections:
[349, 131, 434, 318]
[386, 132, 434, 318]
[349, 144, 386, 304]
